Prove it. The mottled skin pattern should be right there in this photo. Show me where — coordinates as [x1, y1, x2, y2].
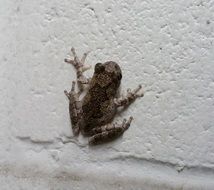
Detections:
[64, 48, 144, 145]
[82, 62, 121, 135]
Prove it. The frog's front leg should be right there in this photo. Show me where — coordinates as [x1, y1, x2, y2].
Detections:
[64, 47, 91, 93]
[64, 81, 82, 136]
[89, 117, 133, 145]
[114, 85, 144, 107]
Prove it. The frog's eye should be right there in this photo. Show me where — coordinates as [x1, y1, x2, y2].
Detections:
[118, 73, 122, 80]
[95, 63, 105, 73]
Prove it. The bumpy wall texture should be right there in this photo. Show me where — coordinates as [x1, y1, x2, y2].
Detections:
[1, 0, 214, 189]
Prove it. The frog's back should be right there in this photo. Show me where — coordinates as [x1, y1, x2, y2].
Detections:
[82, 84, 116, 127]
[81, 61, 122, 133]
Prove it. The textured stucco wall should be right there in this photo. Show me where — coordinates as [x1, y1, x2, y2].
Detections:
[1, 0, 214, 189]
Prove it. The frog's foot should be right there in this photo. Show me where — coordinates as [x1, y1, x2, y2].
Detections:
[89, 117, 133, 145]
[114, 85, 144, 107]
[64, 47, 91, 92]
[64, 81, 82, 136]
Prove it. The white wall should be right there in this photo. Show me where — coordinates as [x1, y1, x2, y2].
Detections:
[1, 0, 214, 189]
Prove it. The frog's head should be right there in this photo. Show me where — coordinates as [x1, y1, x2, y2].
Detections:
[94, 61, 122, 88]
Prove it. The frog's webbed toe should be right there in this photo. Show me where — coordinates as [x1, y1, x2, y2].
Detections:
[114, 85, 144, 107]
[64, 47, 91, 93]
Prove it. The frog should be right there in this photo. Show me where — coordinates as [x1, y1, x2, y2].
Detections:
[64, 48, 144, 145]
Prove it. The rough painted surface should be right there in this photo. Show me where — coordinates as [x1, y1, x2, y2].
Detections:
[1, 0, 214, 189]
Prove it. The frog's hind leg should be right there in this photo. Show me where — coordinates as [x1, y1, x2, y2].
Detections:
[64, 47, 91, 93]
[89, 117, 133, 145]
[64, 81, 82, 136]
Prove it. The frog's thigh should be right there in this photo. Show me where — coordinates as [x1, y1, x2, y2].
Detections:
[89, 117, 133, 145]
[64, 81, 82, 135]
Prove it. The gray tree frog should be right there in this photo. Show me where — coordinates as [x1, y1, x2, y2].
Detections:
[64, 48, 144, 145]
